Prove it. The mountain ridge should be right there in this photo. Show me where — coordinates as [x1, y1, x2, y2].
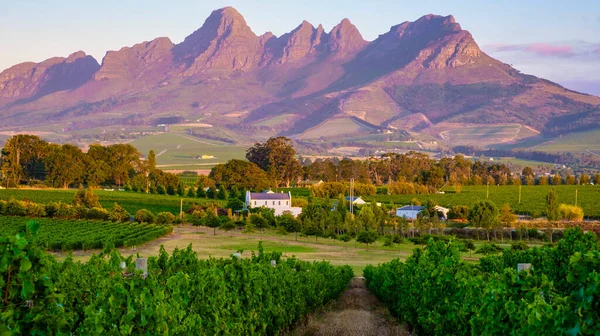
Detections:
[0, 6, 599, 144]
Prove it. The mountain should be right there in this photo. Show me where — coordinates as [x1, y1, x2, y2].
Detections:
[1, 7, 599, 146]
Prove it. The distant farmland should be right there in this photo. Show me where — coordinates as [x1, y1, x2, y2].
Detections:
[130, 132, 247, 170]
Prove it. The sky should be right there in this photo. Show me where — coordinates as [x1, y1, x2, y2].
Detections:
[1, 0, 599, 95]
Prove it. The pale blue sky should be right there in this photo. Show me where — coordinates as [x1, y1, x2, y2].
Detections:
[1, 0, 599, 93]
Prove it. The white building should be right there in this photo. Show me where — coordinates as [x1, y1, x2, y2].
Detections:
[396, 205, 449, 220]
[345, 196, 367, 205]
[245, 190, 302, 217]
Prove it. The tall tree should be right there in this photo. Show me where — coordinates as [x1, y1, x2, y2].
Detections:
[45, 144, 86, 188]
[246, 137, 301, 187]
[468, 200, 499, 241]
[546, 188, 560, 221]
[1, 135, 49, 186]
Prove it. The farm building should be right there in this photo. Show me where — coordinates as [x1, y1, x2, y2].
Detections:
[245, 190, 302, 216]
[345, 196, 366, 205]
[396, 205, 450, 220]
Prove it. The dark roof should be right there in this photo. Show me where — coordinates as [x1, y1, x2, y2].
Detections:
[249, 192, 290, 200]
[397, 205, 424, 211]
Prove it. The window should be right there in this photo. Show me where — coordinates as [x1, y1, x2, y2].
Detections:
[278, 201, 281, 206]
[254, 201, 256, 206]
[273, 201, 275, 205]
[286, 201, 289, 206]
[265, 201, 267, 206]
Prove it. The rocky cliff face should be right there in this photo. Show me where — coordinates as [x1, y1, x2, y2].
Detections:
[0, 7, 598, 139]
[0, 51, 99, 101]
[94, 37, 174, 81]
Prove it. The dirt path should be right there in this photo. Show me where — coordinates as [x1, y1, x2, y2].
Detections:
[291, 277, 410, 336]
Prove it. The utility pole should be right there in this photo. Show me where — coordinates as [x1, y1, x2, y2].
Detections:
[486, 181, 489, 199]
[518, 184, 522, 204]
[180, 199, 183, 220]
[349, 178, 355, 215]
[575, 189, 578, 207]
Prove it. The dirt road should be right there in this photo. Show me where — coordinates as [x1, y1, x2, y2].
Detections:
[290, 277, 410, 336]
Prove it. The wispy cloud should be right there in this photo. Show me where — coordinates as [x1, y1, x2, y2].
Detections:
[485, 42, 576, 58]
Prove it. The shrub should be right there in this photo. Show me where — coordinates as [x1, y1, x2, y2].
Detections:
[156, 212, 176, 225]
[135, 209, 156, 224]
[291, 198, 308, 208]
[559, 204, 584, 222]
[156, 185, 166, 195]
[26, 202, 46, 217]
[87, 207, 110, 220]
[226, 198, 245, 211]
[475, 243, 504, 255]
[511, 241, 529, 251]
[109, 203, 130, 222]
[4, 199, 27, 216]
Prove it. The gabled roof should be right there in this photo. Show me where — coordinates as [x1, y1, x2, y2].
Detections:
[397, 205, 424, 211]
[248, 192, 290, 200]
[344, 196, 363, 201]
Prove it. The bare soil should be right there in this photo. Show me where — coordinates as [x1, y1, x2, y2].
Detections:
[290, 277, 410, 336]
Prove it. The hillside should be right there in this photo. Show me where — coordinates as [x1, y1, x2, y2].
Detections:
[1, 7, 599, 147]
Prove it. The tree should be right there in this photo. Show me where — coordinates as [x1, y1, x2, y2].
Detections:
[203, 211, 221, 235]
[73, 185, 101, 208]
[356, 230, 378, 249]
[209, 160, 271, 191]
[207, 186, 217, 199]
[580, 174, 591, 185]
[187, 186, 196, 198]
[156, 185, 166, 195]
[177, 183, 185, 196]
[45, 144, 86, 188]
[468, 200, 499, 241]
[196, 184, 206, 198]
[499, 203, 517, 240]
[166, 184, 176, 196]
[226, 198, 245, 211]
[0, 134, 49, 186]
[246, 137, 302, 187]
[250, 213, 269, 233]
[156, 212, 175, 225]
[546, 188, 560, 221]
[278, 212, 302, 240]
[219, 216, 236, 235]
[552, 173, 562, 185]
[135, 209, 156, 224]
[109, 203, 130, 222]
[217, 187, 228, 200]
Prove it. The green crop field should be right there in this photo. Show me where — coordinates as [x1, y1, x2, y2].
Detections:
[530, 128, 600, 154]
[441, 125, 521, 143]
[0, 215, 172, 251]
[0, 189, 224, 215]
[363, 185, 600, 218]
[129, 132, 247, 170]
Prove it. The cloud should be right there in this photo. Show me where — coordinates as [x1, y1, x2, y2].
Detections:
[486, 43, 575, 57]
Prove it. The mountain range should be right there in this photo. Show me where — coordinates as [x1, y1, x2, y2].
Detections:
[1, 7, 599, 145]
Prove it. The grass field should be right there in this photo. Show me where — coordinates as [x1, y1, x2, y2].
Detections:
[299, 117, 375, 140]
[0, 189, 224, 215]
[440, 125, 522, 144]
[129, 132, 246, 170]
[494, 157, 556, 169]
[63, 226, 498, 275]
[364, 185, 600, 218]
[530, 128, 600, 154]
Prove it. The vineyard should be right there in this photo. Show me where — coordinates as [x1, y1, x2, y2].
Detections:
[364, 185, 600, 218]
[364, 227, 600, 335]
[0, 222, 353, 335]
[0, 189, 224, 215]
[0, 216, 172, 251]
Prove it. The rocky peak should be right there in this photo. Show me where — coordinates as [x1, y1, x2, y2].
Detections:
[175, 6, 262, 74]
[94, 37, 174, 81]
[0, 52, 99, 100]
[325, 18, 367, 55]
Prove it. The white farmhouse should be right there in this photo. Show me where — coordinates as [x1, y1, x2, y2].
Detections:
[245, 190, 302, 217]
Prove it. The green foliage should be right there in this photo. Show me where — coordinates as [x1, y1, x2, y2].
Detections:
[226, 198, 245, 211]
[546, 188, 560, 221]
[475, 243, 504, 255]
[0, 215, 171, 251]
[156, 212, 175, 225]
[468, 200, 499, 240]
[176, 182, 185, 196]
[356, 230, 378, 248]
[135, 209, 156, 224]
[365, 227, 600, 335]
[108, 203, 130, 222]
[186, 186, 196, 198]
[0, 228, 353, 335]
